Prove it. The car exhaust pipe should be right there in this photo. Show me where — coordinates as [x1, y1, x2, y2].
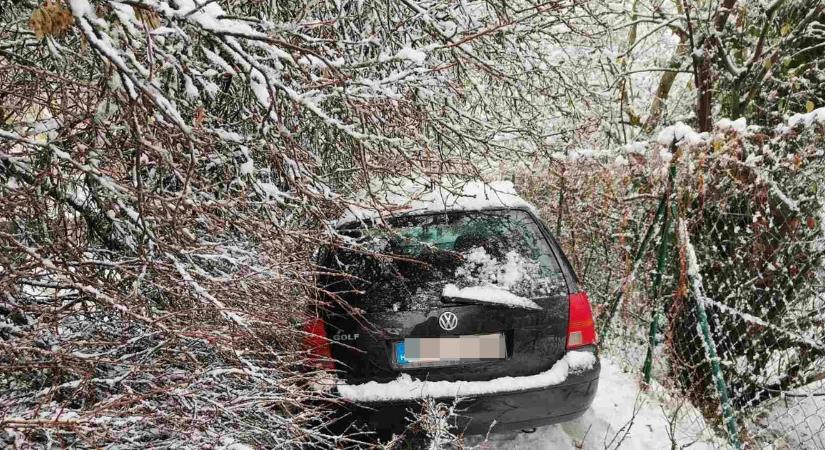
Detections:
[521, 428, 537, 434]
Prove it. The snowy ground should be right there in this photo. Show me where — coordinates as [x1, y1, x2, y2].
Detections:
[465, 357, 723, 449]
[757, 379, 825, 449]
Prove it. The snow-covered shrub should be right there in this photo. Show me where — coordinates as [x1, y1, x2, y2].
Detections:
[669, 118, 825, 416]
[516, 151, 658, 319]
[405, 398, 465, 450]
[0, 0, 596, 446]
[515, 113, 825, 447]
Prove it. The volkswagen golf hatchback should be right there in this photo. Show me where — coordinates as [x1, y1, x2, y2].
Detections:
[308, 201, 599, 436]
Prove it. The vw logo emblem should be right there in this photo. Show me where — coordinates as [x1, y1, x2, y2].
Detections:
[439, 311, 458, 331]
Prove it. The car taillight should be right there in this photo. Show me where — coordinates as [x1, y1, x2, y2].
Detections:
[566, 291, 597, 350]
[304, 317, 335, 370]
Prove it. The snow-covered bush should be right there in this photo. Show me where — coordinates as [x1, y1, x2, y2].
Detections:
[0, 0, 597, 446]
[3, 0, 823, 446]
[671, 117, 825, 411]
[515, 113, 825, 447]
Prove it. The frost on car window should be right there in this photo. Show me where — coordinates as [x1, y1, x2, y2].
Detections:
[324, 210, 567, 313]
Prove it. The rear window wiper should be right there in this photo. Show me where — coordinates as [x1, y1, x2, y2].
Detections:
[440, 284, 542, 310]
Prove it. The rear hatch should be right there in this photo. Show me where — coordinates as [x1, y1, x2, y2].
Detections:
[321, 208, 571, 385]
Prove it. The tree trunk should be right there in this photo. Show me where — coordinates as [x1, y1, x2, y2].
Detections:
[695, 54, 713, 132]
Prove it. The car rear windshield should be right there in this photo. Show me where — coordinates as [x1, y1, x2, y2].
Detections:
[323, 209, 568, 313]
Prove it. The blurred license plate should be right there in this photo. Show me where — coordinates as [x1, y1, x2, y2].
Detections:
[394, 333, 506, 367]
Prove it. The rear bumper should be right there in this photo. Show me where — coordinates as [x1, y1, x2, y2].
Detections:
[338, 357, 600, 436]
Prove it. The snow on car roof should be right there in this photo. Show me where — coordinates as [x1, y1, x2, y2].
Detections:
[337, 179, 538, 226]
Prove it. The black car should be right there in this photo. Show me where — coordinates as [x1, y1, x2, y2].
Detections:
[306, 206, 599, 436]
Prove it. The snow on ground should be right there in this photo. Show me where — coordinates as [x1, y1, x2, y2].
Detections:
[466, 357, 723, 450]
[756, 379, 825, 449]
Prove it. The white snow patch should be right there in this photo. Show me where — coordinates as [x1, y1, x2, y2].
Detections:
[225, 445, 254, 450]
[466, 357, 721, 449]
[184, 76, 199, 99]
[396, 47, 427, 64]
[657, 122, 703, 146]
[203, 48, 236, 75]
[239, 147, 254, 175]
[256, 182, 286, 201]
[718, 117, 747, 133]
[624, 141, 647, 154]
[297, 54, 344, 68]
[67, 0, 94, 17]
[442, 284, 541, 310]
[209, 128, 245, 143]
[787, 106, 825, 129]
[760, 379, 825, 449]
[455, 248, 540, 291]
[337, 351, 595, 402]
[249, 69, 271, 108]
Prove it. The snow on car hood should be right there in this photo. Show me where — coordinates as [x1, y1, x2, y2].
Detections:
[337, 179, 538, 226]
[336, 351, 596, 402]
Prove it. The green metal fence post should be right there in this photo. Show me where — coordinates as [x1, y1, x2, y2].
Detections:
[600, 144, 677, 342]
[678, 220, 742, 450]
[599, 196, 665, 342]
[642, 163, 677, 384]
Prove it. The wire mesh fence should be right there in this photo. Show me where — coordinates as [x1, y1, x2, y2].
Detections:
[517, 121, 825, 449]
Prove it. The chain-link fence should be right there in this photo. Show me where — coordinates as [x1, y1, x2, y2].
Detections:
[517, 121, 825, 449]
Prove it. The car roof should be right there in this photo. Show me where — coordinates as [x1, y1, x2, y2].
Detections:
[335, 206, 536, 230]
